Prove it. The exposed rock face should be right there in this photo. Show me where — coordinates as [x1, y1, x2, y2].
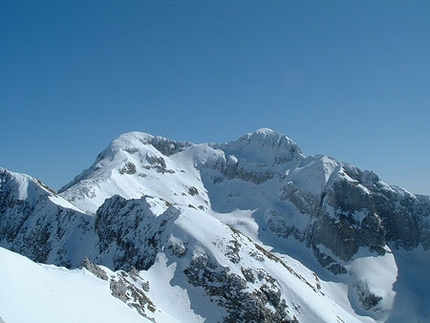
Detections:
[0, 168, 94, 267]
[82, 257, 109, 280]
[82, 257, 156, 321]
[289, 177, 426, 275]
[109, 270, 156, 320]
[184, 250, 295, 323]
[306, 174, 388, 270]
[308, 166, 430, 271]
[94, 195, 180, 271]
[354, 280, 382, 311]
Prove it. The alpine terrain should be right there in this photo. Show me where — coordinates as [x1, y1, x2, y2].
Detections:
[1, 128, 430, 323]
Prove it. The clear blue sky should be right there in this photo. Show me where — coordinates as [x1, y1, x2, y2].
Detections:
[1, 1, 430, 194]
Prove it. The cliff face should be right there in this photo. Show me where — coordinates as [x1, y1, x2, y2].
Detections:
[0, 168, 95, 266]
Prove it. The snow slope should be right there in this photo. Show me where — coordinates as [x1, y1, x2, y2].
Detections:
[0, 247, 152, 323]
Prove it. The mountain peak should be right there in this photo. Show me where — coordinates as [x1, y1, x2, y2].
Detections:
[108, 131, 191, 158]
[111, 131, 155, 148]
[220, 128, 304, 165]
[252, 127, 282, 135]
[249, 128, 294, 141]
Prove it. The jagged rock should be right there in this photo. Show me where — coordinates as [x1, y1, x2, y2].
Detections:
[119, 161, 137, 175]
[82, 257, 109, 280]
[184, 251, 296, 323]
[354, 280, 382, 310]
[94, 195, 180, 270]
[110, 271, 156, 320]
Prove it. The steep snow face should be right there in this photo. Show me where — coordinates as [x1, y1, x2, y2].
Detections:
[286, 155, 341, 195]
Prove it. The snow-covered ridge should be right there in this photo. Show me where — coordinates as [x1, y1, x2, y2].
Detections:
[57, 132, 196, 214]
[0, 167, 80, 211]
[57, 129, 305, 214]
[1, 128, 430, 322]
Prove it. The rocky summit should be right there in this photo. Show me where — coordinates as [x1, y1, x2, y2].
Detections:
[1, 129, 430, 323]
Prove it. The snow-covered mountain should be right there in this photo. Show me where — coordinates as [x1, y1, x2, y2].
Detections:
[1, 128, 430, 323]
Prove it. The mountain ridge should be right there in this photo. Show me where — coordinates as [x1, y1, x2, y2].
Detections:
[1, 128, 430, 322]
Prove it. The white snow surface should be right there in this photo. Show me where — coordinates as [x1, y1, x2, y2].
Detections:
[138, 253, 210, 323]
[0, 247, 151, 323]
